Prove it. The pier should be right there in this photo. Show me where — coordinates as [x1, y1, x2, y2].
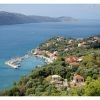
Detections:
[5, 57, 23, 69]
[5, 51, 52, 69]
[5, 54, 31, 69]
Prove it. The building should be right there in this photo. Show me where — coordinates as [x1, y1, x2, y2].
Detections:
[51, 75, 62, 83]
[33, 48, 42, 55]
[57, 36, 64, 41]
[70, 74, 85, 87]
[77, 56, 83, 62]
[65, 56, 83, 66]
[73, 74, 84, 83]
[46, 75, 68, 90]
[78, 42, 87, 47]
[93, 36, 100, 41]
[65, 56, 78, 63]
[46, 51, 58, 60]
[68, 40, 74, 44]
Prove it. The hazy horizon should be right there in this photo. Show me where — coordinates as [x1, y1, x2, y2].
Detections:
[0, 4, 100, 19]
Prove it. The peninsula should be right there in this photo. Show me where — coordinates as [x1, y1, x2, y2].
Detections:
[0, 11, 77, 25]
[1, 35, 100, 96]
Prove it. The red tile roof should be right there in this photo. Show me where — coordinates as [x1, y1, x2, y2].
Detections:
[65, 56, 78, 63]
[74, 74, 84, 80]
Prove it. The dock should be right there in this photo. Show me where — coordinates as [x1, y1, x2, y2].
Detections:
[5, 57, 23, 69]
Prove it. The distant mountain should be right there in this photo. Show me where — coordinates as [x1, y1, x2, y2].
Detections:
[58, 16, 77, 22]
[0, 11, 77, 25]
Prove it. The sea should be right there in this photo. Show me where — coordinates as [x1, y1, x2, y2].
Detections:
[0, 20, 100, 90]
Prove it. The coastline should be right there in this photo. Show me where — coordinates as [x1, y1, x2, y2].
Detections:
[5, 53, 31, 69]
[5, 49, 53, 69]
[33, 54, 53, 64]
[1, 35, 100, 96]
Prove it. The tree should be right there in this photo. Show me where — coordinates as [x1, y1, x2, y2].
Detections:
[8, 86, 20, 96]
[84, 78, 100, 96]
[25, 88, 35, 96]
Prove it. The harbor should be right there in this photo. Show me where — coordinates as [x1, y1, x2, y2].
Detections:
[5, 57, 22, 69]
[5, 51, 53, 69]
[5, 54, 30, 69]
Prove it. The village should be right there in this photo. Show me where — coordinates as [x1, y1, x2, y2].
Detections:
[5, 35, 100, 91]
[31, 35, 100, 90]
[1, 35, 100, 96]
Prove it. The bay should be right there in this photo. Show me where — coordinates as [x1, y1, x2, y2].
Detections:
[0, 20, 100, 90]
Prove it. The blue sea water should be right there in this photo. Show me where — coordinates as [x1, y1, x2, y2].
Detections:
[0, 20, 100, 90]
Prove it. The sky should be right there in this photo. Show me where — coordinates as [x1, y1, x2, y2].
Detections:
[0, 4, 100, 19]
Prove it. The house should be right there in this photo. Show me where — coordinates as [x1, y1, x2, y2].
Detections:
[70, 74, 85, 87]
[65, 56, 83, 66]
[51, 76, 69, 89]
[51, 51, 58, 60]
[93, 36, 100, 41]
[33, 48, 42, 55]
[53, 51, 58, 56]
[45, 51, 52, 57]
[46, 51, 58, 60]
[65, 56, 78, 63]
[57, 36, 64, 41]
[68, 40, 74, 44]
[49, 75, 63, 89]
[77, 56, 83, 62]
[46, 75, 68, 90]
[73, 74, 84, 83]
[51, 56, 58, 60]
[51, 75, 62, 83]
[46, 43, 51, 47]
[78, 42, 87, 47]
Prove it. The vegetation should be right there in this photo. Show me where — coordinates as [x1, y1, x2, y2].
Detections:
[0, 35, 100, 96]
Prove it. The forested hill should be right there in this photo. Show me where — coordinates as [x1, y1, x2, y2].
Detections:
[0, 35, 100, 96]
[0, 11, 77, 25]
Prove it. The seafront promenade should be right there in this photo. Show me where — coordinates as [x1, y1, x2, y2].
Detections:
[33, 54, 53, 64]
[5, 47, 55, 69]
[4, 51, 52, 69]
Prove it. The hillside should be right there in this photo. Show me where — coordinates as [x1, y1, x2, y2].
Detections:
[0, 35, 100, 96]
[0, 11, 77, 25]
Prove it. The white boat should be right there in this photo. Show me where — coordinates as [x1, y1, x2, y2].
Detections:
[5, 57, 21, 69]
[5, 61, 19, 69]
